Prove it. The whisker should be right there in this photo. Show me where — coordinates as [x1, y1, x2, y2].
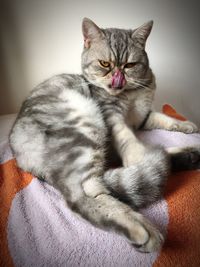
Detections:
[126, 80, 150, 90]
[134, 81, 149, 88]
[134, 78, 151, 82]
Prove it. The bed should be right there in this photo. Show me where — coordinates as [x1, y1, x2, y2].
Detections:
[1, 105, 200, 267]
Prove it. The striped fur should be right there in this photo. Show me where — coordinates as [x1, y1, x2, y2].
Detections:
[9, 18, 199, 253]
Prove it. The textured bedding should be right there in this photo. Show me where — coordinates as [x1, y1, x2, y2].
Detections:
[0, 105, 200, 267]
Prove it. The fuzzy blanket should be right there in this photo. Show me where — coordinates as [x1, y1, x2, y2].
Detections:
[0, 105, 200, 267]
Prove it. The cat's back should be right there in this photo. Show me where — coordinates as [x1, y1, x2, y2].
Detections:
[11, 73, 103, 129]
[14, 73, 96, 120]
[9, 73, 106, 176]
[28, 74, 90, 100]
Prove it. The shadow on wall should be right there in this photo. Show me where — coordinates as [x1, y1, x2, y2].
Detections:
[0, 37, 12, 114]
[0, 0, 28, 115]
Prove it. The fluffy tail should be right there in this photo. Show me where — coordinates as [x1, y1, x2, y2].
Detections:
[103, 146, 200, 209]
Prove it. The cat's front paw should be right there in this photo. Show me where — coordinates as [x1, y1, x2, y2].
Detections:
[170, 121, 198, 134]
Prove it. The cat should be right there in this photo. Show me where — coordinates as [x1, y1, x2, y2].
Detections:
[9, 18, 200, 253]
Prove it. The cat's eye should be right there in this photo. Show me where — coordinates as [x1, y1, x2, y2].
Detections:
[99, 60, 110, 68]
[124, 62, 136, 68]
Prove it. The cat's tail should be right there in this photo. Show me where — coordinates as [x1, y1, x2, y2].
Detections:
[103, 146, 200, 209]
[103, 146, 169, 208]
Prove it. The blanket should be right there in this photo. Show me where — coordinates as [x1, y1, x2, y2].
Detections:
[0, 105, 200, 267]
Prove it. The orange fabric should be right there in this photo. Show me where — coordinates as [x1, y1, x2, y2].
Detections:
[153, 171, 200, 267]
[162, 104, 186, 121]
[154, 105, 200, 266]
[0, 159, 33, 267]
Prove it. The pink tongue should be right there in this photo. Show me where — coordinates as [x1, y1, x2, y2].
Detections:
[111, 70, 126, 89]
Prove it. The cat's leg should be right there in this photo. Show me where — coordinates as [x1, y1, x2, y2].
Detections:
[47, 144, 164, 253]
[142, 111, 198, 133]
[110, 119, 148, 167]
[48, 145, 164, 253]
[73, 193, 164, 253]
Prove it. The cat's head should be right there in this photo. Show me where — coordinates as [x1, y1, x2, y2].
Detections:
[81, 18, 153, 96]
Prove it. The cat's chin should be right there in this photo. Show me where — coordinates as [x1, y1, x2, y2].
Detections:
[103, 86, 125, 96]
[106, 88, 125, 96]
[111, 90, 125, 96]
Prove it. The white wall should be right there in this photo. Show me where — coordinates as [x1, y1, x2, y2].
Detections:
[1, 0, 200, 125]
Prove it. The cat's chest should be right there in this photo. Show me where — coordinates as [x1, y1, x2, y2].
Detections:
[125, 91, 153, 129]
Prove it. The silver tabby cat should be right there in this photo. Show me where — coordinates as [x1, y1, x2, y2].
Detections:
[9, 18, 200, 253]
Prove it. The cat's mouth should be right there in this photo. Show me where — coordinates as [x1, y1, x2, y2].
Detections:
[107, 70, 126, 95]
[108, 84, 124, 90]
[111, 70, 126, 89]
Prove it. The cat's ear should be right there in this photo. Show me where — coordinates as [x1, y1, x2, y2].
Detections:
[82, 18, 103, 48]
[132, 20, 153, 49]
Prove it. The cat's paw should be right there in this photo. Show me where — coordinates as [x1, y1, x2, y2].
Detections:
[170, 146, 200, 171]
[97, 195, 164, 253]
[187, 147, 200, 169]
[130, 214, 164, 253]
[169, 121, 198, 134]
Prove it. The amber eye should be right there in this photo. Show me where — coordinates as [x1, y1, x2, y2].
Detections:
[99, 60, 110, 68]
[124, 62, 136, 68]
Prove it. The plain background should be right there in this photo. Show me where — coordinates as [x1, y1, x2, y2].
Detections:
[0, 0, 200, 125]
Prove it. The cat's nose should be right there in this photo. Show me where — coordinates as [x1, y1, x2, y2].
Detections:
[111, 70, 126, 89]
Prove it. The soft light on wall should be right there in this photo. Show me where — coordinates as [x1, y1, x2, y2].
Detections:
[0, 0, 199, 124]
